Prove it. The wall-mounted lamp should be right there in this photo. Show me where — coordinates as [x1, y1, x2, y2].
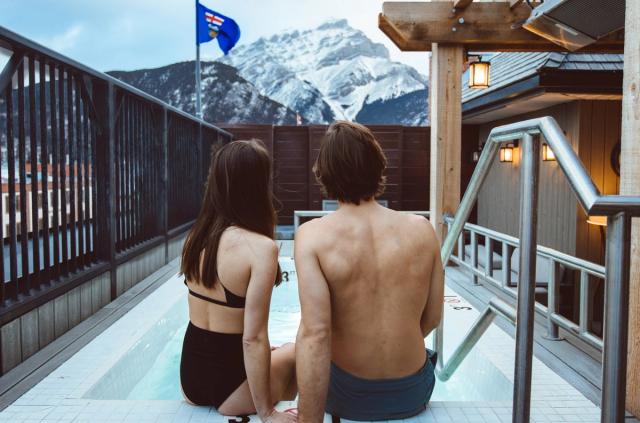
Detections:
[542, 144, 556, 161]
[586, 216, 607, 227]
[611, 141, 621, 176]
[468, 55, 490, 89]
[499, 143, 515, 163]
[472, 143, 484, 163]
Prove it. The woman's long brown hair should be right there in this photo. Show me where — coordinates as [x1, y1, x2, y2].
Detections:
[180, 139, 282, 287]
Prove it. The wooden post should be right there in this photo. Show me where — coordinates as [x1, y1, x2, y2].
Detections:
[160, 108, 169, 264]
[93, 81, 117, 300]
[623, 0, 640, 417]
[429, 42, 464, 241]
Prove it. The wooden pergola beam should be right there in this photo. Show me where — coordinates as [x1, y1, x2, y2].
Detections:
[453, 0, 474, 9]
[380, 2, 625, 52]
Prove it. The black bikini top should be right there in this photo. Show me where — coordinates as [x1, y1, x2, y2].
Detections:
[184, 279, 246, 308]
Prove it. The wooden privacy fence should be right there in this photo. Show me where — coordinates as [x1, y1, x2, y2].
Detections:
[221, 125, 434, 224]
[0, 27, 231, 356]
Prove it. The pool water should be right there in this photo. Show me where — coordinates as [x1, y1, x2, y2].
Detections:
[84, 258, 513, 402]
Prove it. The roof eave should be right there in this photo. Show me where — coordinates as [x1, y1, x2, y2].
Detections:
[462, 69, 623, 120]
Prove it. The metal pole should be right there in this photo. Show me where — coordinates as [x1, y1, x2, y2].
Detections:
[512, 133, 540, 423]
[195, 43, 202, 119]
[441, 137, 500, 264]
[436, 298, 516, 381]
[601, 212, 631, 423]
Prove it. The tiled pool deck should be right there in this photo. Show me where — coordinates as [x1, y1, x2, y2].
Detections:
[0, 242, 602, 422]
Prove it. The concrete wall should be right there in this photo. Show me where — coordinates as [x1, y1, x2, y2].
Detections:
[0, 232, 188, 375]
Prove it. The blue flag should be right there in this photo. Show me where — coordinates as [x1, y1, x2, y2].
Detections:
[196, 2, 240, 55]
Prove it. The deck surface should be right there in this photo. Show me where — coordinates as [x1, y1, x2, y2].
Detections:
[0, 242, 611, 422]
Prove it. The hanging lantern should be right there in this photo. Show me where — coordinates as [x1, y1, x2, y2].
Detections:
[469, 56, 490, 89]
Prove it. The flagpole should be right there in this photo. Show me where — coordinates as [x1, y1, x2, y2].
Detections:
[195, 0, 203, 119]
[196, 43, 202, 119]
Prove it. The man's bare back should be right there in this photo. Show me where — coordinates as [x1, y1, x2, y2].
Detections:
[297, 200, 444, 379]
[295, 121, 443, 422]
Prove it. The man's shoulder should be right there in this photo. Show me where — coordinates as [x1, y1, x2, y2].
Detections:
[295, 214, 341, 251]
[394, 212, 439, 244]
[296, 217, 326, 241]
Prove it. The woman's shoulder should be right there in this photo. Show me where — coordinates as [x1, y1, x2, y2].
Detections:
[224, 226, 277, 255]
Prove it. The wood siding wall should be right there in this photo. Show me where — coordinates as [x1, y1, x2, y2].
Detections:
[575, 101, 622, 265]
[475, 100, 621, 261]
[222, 125, 460, 224]
[476, 102, 581, 255]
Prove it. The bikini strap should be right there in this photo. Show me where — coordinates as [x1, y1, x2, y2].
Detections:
[183, 279, 245, 308]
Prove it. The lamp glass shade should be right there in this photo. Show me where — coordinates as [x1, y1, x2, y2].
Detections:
[469, 61, 490, 89]
[587, 216, 607, 227]
[543, 144, 556, 161]
[500, 145, 513, 163]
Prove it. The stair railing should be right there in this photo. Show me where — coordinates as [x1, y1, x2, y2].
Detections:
[435, 116, 639, 423]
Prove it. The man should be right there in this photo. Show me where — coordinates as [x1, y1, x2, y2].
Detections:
[295, 121, 445, 422]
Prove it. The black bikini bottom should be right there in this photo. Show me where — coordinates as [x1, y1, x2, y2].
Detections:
[180, 321, 246, 408]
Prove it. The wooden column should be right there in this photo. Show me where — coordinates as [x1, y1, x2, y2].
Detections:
[623, 0, 640, 417]
[429, 43, 464, 241]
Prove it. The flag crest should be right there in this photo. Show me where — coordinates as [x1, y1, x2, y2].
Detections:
[196, 2, 240, 54]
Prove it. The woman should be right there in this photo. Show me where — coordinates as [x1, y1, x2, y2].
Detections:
[180, 139, 297, 422]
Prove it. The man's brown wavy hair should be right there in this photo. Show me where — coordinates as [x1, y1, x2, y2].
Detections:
[313, 121, 387, 205]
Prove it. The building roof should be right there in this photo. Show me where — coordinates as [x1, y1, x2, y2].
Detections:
[462, 52, 624, 104]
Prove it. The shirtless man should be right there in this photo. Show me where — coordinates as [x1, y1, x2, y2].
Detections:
[295, 121, 445, 422]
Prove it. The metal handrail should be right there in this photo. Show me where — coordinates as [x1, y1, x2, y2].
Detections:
[437, 116, 640, 423]
[434, 297, 516, 381]
[440, 117, 640, 266]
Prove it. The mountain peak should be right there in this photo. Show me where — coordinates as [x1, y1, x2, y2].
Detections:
[317, 18, 350, 30]
[217, 20, 428, 125]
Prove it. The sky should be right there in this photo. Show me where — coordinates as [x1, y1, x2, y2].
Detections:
[0, 0, 429, 76]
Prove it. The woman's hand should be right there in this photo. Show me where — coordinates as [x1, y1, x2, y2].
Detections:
[262, 409, 298, 423]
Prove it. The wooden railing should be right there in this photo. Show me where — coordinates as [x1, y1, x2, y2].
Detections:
[0, 26, 231, 324]
[445, 217, 605, 350]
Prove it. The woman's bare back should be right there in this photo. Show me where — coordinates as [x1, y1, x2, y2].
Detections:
[186, 227, 268, 334]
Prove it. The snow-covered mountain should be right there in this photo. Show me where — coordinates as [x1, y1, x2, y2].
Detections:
[109, 61, 297, 125]
[108, 19, 429, 126]
[219, 19, 428, 125]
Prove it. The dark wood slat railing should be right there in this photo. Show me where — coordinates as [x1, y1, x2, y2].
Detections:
[0, 26, 231, 324]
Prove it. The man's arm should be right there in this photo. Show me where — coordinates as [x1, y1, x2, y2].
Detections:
[295, 224, 332, 423]
[421, 224, 445, 338]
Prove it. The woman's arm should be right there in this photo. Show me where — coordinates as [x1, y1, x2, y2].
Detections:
[242, 239, 279, 420]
